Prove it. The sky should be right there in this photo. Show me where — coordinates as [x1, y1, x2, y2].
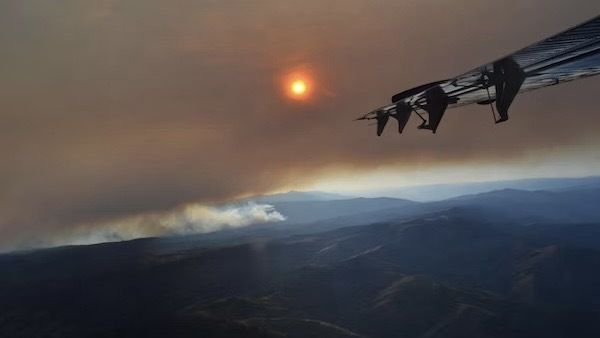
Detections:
[1, 1, 600, 250]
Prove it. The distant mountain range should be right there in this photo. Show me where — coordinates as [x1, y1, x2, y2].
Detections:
[246, 190, 350, 203]
[2, 181, 600, 337]
[244, 176, 600, 204]
[61, 184, 600, 257]
[345, 175, 600, 201]
[239, 185, 600, 232]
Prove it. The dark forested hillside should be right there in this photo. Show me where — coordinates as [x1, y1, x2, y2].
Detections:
[3, 188, 600, 337]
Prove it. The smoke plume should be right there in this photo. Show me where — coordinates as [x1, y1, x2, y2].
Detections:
[8, 203, 285, 251]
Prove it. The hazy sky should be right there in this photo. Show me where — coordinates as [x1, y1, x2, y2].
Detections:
[1, 1, 600, 249]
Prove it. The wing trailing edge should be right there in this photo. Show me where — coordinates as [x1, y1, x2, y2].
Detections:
[358, 14, 600, 136]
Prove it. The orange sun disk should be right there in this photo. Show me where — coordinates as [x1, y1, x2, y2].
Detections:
[287, 78, 311, 100]
[291, 80, 307, 95]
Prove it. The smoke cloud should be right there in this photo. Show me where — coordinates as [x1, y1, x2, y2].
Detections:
[7, 203, 285, 251]
[1, 0, 599, 250]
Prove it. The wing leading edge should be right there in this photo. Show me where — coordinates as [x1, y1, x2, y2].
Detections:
[358, 15, 600, 135]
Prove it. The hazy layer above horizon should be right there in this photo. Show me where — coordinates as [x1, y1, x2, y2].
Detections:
[1, 1, 600, 249]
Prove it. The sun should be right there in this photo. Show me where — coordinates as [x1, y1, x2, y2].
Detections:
[280, 68, 315, 101]
[291, 80, 307, 95]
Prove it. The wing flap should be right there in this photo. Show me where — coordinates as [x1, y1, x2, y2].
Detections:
[376, 110, 389, 136]
[418, 86, 448, 133]
[391, 102, 412, 133]
[360, 15, 600, 135]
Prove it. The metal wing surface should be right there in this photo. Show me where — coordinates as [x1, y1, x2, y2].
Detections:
[359, 15, 600, 135]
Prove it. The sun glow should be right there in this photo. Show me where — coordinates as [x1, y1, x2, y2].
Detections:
[287, 77, 311, 100]
[291, 80, 307, 95]
[281, 68, 315, 101]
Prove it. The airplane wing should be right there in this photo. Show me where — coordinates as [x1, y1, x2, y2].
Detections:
[358, 15, 600, 135]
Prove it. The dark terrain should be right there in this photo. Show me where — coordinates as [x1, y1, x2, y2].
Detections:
[2, 183, 600, 337]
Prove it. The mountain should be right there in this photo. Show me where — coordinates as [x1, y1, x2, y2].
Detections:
[270, 197, 418, 225]
[3, 202, 600, 337]
[363, 176, 600, 201]
[132, 186, 600, 256]
[446, 187, 600, 223]
[245, 190, 350, 204]
[310, 187, 600, 229]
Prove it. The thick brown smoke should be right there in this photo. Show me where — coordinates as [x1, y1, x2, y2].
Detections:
[1, 0, 599, 249]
